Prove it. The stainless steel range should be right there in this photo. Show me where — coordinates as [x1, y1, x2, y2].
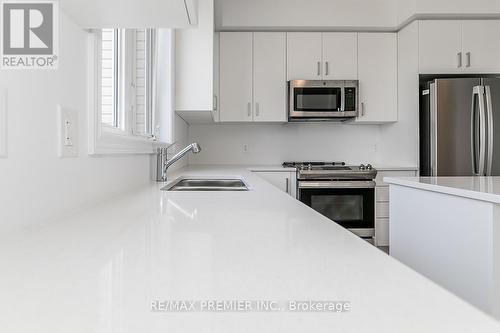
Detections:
[283, 161, 377, 242]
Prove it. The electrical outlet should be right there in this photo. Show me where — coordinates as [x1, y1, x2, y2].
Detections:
[57, 105, 78, 158]
[242, 144, 249, 153]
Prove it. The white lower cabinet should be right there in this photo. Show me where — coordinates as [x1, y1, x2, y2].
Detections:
[253, 171, 296, 197]
[375, 169, 418, 247]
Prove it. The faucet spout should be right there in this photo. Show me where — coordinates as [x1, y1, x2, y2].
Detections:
[156, 143, 201, 182]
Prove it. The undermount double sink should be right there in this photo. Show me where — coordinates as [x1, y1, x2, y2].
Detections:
[161, 178, 249, 191]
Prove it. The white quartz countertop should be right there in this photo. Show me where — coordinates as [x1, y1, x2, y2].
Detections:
[385, 176, 500, 203]
[1, 166, 499, 333]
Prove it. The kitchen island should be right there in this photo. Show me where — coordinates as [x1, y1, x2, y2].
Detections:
[385, 176, 500, 321]
[1, 167, 499, 333]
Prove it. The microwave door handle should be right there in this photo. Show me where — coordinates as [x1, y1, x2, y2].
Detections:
[485, 85, 494, 176]
[341, 87, 345, 112]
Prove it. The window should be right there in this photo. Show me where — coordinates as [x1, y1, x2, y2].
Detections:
[90, 28, 164, 154]
[100, 29, 119, 127]
[133, 29, 157, 136]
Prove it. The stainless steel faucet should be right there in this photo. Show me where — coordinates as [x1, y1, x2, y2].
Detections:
[156, 143, 201, 182]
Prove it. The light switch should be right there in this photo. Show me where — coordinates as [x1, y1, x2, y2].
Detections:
[57, 105, 78, 157]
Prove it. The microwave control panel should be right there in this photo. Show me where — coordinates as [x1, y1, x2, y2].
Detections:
[344, 87, 357, 111]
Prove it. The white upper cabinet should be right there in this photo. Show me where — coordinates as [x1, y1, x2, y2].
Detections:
[461, 20, 500, 73]
[253, 33, 287, 122]
[354, 33, 397, 123]
[220, 32, 253, 122]
[175, 0, 214, 113]
[419, 20, 500, 74]
[219, 32, 287, 123]
[322, 33, 358, 80]
[419, 21, 462, 73]
[287, 32, 358, 80]
[287, 33, 323, 80]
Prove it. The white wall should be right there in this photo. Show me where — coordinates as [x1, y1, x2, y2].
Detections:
[215, 0, 398, 30]
[217, 0, 500, 31]
[187, 119, 418, 167]
[416, 0, 500, 15]
[398, 0, 500, 23]
[397, 0, 418, 23]
[0, 12, 152, 232]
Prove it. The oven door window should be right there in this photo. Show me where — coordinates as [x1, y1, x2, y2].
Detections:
[294, 87, 341, 112]
[299, 188, 374, 229]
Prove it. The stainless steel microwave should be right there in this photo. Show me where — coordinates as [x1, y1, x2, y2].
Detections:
[288, 80, 359, 121]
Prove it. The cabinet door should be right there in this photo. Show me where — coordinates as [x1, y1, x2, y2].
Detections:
[253, 32, 287, 122]
[356, 33, 397, 123]
[462, 20, 500, 73]
[287, 32, 322, 80]
[254, 171, 294, 196]
[419, 20, 462, 74]
[219, 32, 253, 122]
[175, 0, 213, 111]
[322, 33, 358, 80]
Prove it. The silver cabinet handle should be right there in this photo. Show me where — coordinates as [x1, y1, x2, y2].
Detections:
[325, 61, 329, 76]
[213, 95, 218, 111]
[285, 178, 289, 194]
[361, 102, 365, 116]
[247, 102, 251, 117]
[466, 52, 471, 68]
[317, 61, 321, 76]
[457, 52, 462, 68]
[256, 102, 260, 117]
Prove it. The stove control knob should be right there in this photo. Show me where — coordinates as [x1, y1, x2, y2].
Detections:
[308, 163, 312, 170]
[359, 164, 366, 170]
[366, 164, 373, 170]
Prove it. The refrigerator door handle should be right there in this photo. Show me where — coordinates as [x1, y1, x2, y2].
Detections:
[471, 86, 487, 176]
[430, 83, 438, 176]
[485, 85, 494, 176]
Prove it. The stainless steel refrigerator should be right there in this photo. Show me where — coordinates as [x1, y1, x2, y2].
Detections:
[420, 77, 500, 176]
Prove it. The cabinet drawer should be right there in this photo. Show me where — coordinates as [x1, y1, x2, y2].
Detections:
[375, 187, 389, 202]
[375, 218, 389, 247]
[375, 170, 417, 186]
[376, 202, 389, 218]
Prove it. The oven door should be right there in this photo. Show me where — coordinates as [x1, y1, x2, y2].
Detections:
[298, 181, 375, 237]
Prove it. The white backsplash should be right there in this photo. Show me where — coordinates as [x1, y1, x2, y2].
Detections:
[188, 117, 418, 167]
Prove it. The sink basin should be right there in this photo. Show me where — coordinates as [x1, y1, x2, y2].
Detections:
[161, 178, 249, 191]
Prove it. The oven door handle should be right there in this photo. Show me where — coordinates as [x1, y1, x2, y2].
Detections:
[298, 181, 376, 189]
